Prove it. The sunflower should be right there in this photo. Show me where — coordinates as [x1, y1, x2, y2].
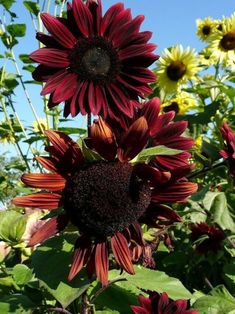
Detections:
[107, 97, 194, 171]
[162, 91, 198, 115]
[208, 13, 235, 65]
[13, 116, 197, 286]
[30, 0, 158, 124]
[155, 45, 199, 94]
[32, 118, 48, 133]
[220, 122, 235, 178]
[196, 17, 219, 41]
[131, 292, 198, 314]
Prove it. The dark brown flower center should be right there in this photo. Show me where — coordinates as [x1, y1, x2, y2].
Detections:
[69, 36, 120, 84]
[166, 61, 187, 81]
[202, 25, 211, 36]
[220, 31, 235, 51]
[163, 101, 179, 114]
[64, 162, 151, 238]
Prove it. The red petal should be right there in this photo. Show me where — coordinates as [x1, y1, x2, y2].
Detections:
[118, 117, 149, 162]
[72, 0, 93, 37]
[89, 117, 117, 160]
[100, 3, 124, 36]
[130, 305, 149, 314]
[30, 48, 69, 68]
[138, 295, 152, 311]
[35, 156, 58, 173]
[52, 73, 78, 103]
[28, 214, 68, 246]
[12, 192, 62, 210]
[111, 232, 134, 275]
[21, 173, 65, 191]
[68, 235, 92, 281]
[150, 111, 175, 137]
[106, 84, 133, 116]
[142, 98, 161, 135]
[95, 242, 109, 286]
[133, 164, 171, 186]
[119, 43, 157, 60]
[40, 13, 76, 48]
[41, 70, 68, 95]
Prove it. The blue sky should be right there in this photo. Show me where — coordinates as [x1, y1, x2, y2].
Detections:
[1, 0, 235, 154]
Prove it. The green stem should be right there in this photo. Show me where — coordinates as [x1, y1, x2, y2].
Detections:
[87, 113, 91, 136]
[0, 98, 31, 171]
[187, 160, 226, 179]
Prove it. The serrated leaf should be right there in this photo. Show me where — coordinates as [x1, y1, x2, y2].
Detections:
[0, 210, 27, 245]
[193, 285, 235, 314]
[203, 192, 235, 231]
[119, 266, 192, 300]
[12, 264, 33, 286]
[31, 234, 91, 308]
[23, 1, 40, 16]
[131, 145, 182, 163]
[7, 24, 26, 37]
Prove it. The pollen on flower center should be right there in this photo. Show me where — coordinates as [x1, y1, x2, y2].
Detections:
[166, 61, 187, 81]
[63, 162, 151, 238]
[220, 31, 235, 50]
[69, 36, 120, 84]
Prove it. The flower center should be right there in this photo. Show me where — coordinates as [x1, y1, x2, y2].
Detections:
[166, 61, 187, 81]
[202, 25, 211, 36]
[69, 36, 120, 84]
[64, 162, 151, 238]
[163, 101, 179, 114]
[220, 31, 235, 51]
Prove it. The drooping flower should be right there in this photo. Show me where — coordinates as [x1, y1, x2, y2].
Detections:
[190, 222, 225, 254]
[196, 17, 219, 42]
[12, 119, 197, 286]
[207, 13, 235, 66]
[131, 292, 198, 314]
[30, 0, 158, 123]
[155, 45, 199, 93]
[220, 122, 235, 178]
[161, 91, 198, 115]
[107, 97, 194, 171]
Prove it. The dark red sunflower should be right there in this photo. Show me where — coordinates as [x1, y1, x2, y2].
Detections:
[30, 0, 158, 122]
[107, 97, 194, 171]
[12, 118, 197, 286]
[190, 222, 225, 254]
[220, 122, 235, 178]
[131, 292, 198, 314]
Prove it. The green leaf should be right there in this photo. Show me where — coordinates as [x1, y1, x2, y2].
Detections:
[118, 266, 192, 300]
[1, 33, 18, 49]
[19, 54, 33, 64]
[12, 264, 33, 286]
[0, 294, 35, 314]
[0, 0, 15, 9]
[0, 210, 27, 245]
[22, 65, 35, 72]
[131, 145, 183, 163]
[82, 140, 103, 163]
[58, 127, 87, 135]
[23, 1, 40, 16]
[7, 24, 26, 37]
[223, 263, 235, 294]
[31, 234, 91, 308]
[203, 192, 235, 231]
[193, 285, 235, 314]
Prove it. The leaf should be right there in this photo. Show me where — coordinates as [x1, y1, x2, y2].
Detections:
[19, 54, 33, 64]
[81, 140, 103, 163]
[131, 145, 183, 163]
[0, 294, 35, 314]
[31, 234, 91, 308]
[0, 0, 15, 9]
[12, 264, 33, 286]
[23, 1, 40, 16]
[0, 210, 27, 245]
[193, 285, 235, 314]
[114, 266, 192, 300]
[7, 24, 26, 37]
[1, 33, 18, 49]
[223, 263, 235, 294]
[57, 127, 87, 135]
[203, 192, 235, 231]
[22, 65, 36, 72]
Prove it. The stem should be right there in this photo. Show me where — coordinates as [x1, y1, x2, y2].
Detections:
[87, 113, 91, 136]
[80, 293, 91, 314]
[47, 307, 72, 314]
[187, 160, 226, 179]
[0, 98, 31, 171]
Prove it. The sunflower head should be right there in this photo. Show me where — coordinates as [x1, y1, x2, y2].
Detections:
[196, 17, 219, 41]
[155, 45, 199, 94]
[30, 0, 158, 124]
[162, 91, 198, 115]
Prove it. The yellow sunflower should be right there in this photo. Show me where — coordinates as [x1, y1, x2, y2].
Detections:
[208, 13, 235, 65]
[196, 17, 219, 41]
[32, 118, 48, 133]
[199, 48, 218, 67]
[155, 45, 199, 94]
[162, 91, 198, 115]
